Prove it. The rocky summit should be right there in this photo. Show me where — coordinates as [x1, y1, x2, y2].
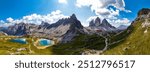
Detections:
[89, 17, 101, 27]
[138, 8, 150, 17]
[87, 17, 117, 35]
[89, 17, 116, 31]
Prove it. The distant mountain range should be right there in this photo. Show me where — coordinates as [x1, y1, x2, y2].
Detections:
[117, 25, 128, 30]
[1, 14, 120, 43]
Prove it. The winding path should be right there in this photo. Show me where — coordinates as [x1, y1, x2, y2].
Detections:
[82, 36, 109, 55]
[102, 37, 108, 51]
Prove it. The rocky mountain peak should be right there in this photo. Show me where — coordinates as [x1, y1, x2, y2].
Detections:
[101, 19, 111, 27]
[102, 19, 108, 24]
[134, 8, 150, 27]
[70, 14, 77, 20]
[138, 8, 150, 17]
[89, 20, 95, 27]
[89, 18, 111, 27]
[95, 17, 101, 24]
[101, 19, 116, 29]
[41, 21, 46, 25]
[95, 17, 101, 26]
[89, 17, 101, 27]
[88, 17, 116, 32]
[40, 21, 50, 27]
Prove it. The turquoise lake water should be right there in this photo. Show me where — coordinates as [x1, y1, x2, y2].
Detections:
[10, 38, 27, 44]
[39, 39, 53, 46]
[10, 38, 53, 46]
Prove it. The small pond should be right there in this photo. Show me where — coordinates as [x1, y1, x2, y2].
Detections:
[39, 39, 54, 46]
[10, 38, 27, 44]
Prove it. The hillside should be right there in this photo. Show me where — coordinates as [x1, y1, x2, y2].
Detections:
[52, 34, 105, 55]
[104, 8, 150, 55]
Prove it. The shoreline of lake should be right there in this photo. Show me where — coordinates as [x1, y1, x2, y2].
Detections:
[34, 39, 55, 49]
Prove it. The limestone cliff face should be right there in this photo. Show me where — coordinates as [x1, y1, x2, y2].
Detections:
[88, 17, 116, 32]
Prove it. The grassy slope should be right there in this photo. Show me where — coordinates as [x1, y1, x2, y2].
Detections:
[104, 19, 150, 55]
[51, 34, 105, 55]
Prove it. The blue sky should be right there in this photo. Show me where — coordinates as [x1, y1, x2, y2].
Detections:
[0, 0, 150, 27]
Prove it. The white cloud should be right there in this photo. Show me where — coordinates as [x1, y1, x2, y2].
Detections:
[115, 18, 130, 24]
[0, 20, 13, 27]
[124, 10, 132, 13]
[0, 20, 5, 24]
[6, 17, 14, 23]
[76, 0, 131, 27]
[58, 0, 68, 4]
[76, 0, 131, 16]
[115, 18, 130, 26]
[0, 10, 69, 27]
[0, 20, 5, 27]
[8, 10, 69, 25]
[113, 0, 125, 10]
[51, 10, 62, 15]
[108, 18, 131, 27]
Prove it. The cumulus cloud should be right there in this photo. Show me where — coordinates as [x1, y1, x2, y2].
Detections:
[76, 0, 131, 14]
[7, 10, 69, 25]
[115, 18, 130, 24]
[0, 20, 14, 27]
[58, 0, 68, 4]
[108, 18, 131, 27]
[6, 17, 14, 23]
[117, 18, 130, 26]
[76, 0, 131, 17]
[113, 0, 125, 10]
[76, 0, 131, 27]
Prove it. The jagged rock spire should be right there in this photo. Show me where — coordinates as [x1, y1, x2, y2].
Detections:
[89, 17, 101, 27]
[70, 14, 77, 20]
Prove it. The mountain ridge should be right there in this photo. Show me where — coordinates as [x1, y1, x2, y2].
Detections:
[2, 14, 85, 43]
[2, 14, 119, 43]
